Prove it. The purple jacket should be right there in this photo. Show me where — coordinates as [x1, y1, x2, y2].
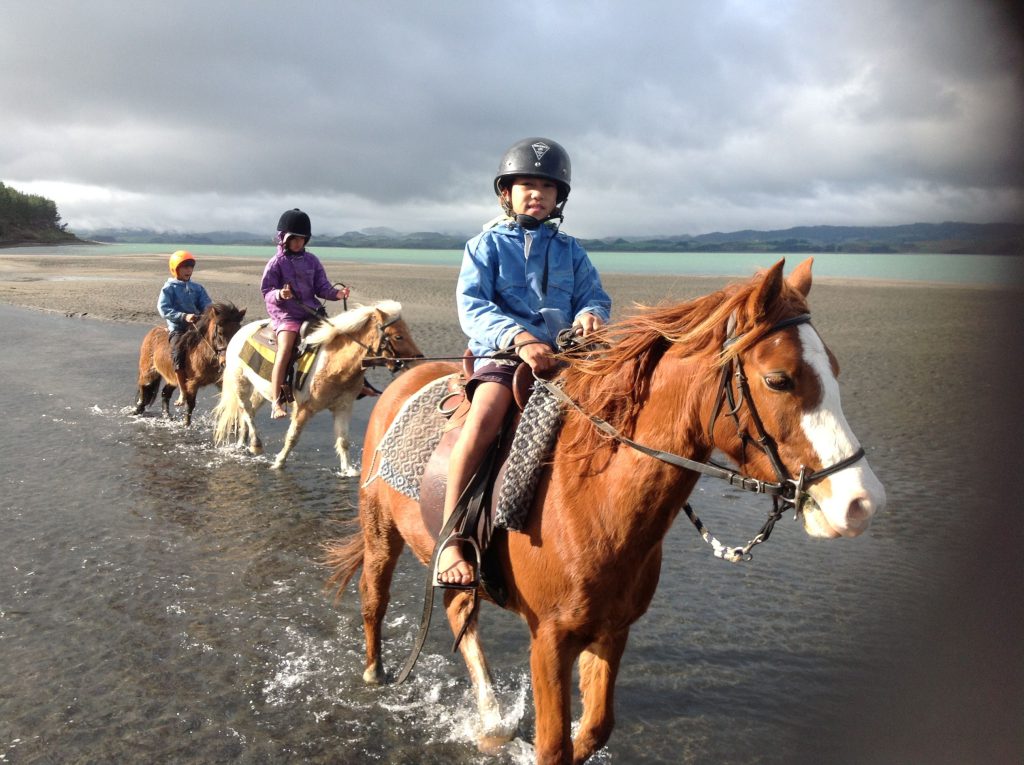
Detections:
[260, 244, 337, 327]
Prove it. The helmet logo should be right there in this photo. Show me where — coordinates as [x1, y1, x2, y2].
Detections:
[531, 142, 550, 161]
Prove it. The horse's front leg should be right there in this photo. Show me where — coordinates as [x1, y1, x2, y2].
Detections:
[331, 399, 357, 477]
[272, 404, 313, 469]
[530, 624, 580, 765]
[183, 385, 198, 427]
[572, 628, 629, 764]
[443, 592, 515, 750]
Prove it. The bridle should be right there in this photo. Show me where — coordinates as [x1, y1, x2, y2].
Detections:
[707, 313, 865, 506]
[535, 312, 865, 562]
[355, 314, 423, 373]
[188, 315, 229, 366]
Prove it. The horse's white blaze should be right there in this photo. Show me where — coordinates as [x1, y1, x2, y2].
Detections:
[797, 325, 886, 538]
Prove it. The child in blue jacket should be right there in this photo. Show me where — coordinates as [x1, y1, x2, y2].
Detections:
[437, 137, 612, 587]
[158, 250, 213, 407]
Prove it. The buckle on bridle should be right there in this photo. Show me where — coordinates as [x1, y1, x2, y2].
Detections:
[784, 466, 810, 515]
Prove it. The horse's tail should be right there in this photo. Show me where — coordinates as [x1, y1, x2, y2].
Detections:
[211, 354, 243, 445]
[322, 519, 365, 601]
[138, 378, 160, 409]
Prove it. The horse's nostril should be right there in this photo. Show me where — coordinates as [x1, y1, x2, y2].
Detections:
[847, 497, 873, 522]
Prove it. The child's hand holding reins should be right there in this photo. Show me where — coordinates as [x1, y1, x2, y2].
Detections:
[573, 312, 603, 337]
[515, 331, 557, 375]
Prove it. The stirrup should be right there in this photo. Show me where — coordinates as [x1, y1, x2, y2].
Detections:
[433, 535, 481, 591]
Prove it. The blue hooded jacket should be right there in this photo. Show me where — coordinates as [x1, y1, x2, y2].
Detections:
[158, 278, 213, 332]
[457, 219, 611, 369]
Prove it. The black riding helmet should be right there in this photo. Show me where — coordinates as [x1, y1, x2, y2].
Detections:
[493, 137, 572, 205]
[277, 208, 312, 241]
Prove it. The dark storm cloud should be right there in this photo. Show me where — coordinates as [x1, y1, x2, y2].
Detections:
[1, 0, 1021, 236]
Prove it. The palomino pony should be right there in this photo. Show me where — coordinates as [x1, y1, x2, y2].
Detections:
[134, 302, 247, 426]
[325, 259, 886, 764]
[212, 300, 422, 474]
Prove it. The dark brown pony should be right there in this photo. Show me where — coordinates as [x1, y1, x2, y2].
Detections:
[325, 259, 885, 764]
[134, 302, 247, 426]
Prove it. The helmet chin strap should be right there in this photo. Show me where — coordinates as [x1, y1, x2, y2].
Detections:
[514, 202, 566, 231]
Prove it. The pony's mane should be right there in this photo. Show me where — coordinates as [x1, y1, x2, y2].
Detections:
[192, 301, 244, 338]
[560, 270, 808, 459]
[306, 300, 403, 345]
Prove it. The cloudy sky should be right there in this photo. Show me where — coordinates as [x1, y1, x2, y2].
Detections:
[2, 0, 1022, 239]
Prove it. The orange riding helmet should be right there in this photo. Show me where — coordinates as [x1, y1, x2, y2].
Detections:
[168, 250, 196, 277]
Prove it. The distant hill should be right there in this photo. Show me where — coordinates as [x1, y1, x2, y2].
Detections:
[0, 182, 84, 246]
[77, 221, 1024, 255]
[579, 222, 1024, 255]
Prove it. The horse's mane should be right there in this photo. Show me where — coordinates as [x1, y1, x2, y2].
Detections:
[305, 300, 403, 346]
[559, 270, 809, 459]
[187, 302, 244, 346]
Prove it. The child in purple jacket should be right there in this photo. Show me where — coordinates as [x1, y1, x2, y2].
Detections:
[260, 208, 349, 419]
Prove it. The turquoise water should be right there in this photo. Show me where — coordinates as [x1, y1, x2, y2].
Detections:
[8, 242, 1023, 286]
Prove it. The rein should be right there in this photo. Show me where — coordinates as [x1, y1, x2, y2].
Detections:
[533, 313, 866, 562]
[187, 320, 226, 361]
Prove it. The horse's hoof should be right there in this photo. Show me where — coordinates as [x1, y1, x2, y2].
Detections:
[477, 729, 516, 754]
[362, 664, 385, 685]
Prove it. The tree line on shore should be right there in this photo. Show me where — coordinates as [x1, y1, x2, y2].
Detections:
[0, 182, 82, 246]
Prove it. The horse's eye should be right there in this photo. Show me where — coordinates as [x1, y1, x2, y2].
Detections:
[764, 373, 793, 391]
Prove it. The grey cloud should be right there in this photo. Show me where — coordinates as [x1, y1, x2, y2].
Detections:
[1, 0, 1021, 238]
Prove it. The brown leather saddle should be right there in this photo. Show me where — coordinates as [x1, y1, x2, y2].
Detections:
[417, 354, 537, 600]
[394, 357, 538, 683]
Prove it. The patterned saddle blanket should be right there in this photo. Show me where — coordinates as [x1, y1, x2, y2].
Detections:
[240, 322, 319, 392]
[366, 372, 565, 531]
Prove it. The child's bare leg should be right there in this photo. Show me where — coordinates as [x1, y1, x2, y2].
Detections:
[270, 330, 298, 419]
[437, 382, 512, 585]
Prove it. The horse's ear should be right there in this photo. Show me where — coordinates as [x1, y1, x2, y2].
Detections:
[239, 308, 247, 318]
[788, 257, 813, 297]
[750, 259, 785, 318]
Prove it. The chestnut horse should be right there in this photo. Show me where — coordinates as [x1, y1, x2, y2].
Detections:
[212, 300, 422, 475]
[325, 259, 885, 764]
[134, 302, 247, 426]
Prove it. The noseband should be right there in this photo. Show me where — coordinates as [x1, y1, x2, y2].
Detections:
[536, 312, 866, 562]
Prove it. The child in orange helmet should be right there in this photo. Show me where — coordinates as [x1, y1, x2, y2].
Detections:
[158, 250, 213, 406]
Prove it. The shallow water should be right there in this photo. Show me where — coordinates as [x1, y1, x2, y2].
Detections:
[1, 301, 1020, 764]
